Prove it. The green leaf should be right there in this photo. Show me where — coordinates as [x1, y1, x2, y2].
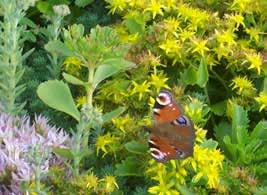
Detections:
[214, 121, 232, 147]
[223, 135, 238, 162]
[115, 157, 143, 176]
[93, 58, 135, 88]
[200, 139, 218, 149]
[36, 1, 52, 15]
[63, 72, 86, 86]
[125, 141, 148, 154]
[211, 101, 226, 116]
[37, 80, 80, 121]
[251, 121, 267, 141]
[232, 104, 249, 145]
[102, 107, 126, 123]
[45, 40, 74, 57]
[196, 59, 209, 88]
[53, 147, 74, 159]
[124, 15, 146, 34]
[75, 0, 94, 7]
[180, 66, 197, 86]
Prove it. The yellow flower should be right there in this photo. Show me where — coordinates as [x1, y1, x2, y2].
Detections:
[163, 0, 177, 10]
[179, 29, 195, 42]
[163, 17, 181, 37]
[230, 0, 252, 13]
[145, 0, 164, 19]
[63, 56, 82, 74]
[190, 145, 224, 189]
[255, 92, 267, 111]
[148, 96, 155, 108]
[95, 133, 118, 156]
[225, 13, 245, 29]
[191, 39, 210, 57]
[159, 38, 182, 56]
[131, 80, 150, 100]
[195, 126, 207, 143]
[245, 28, 261, 43]
[112, 115, 134, 134]
[245, 52, 263, 75]
[231, 76, 256, 96]
[216, 30, 236, 47]
[149, 72, 170, 92]
[76, 96, 87, 108]
[101, 175, 119, 193]
[85, 173, 98, 191]
[106, 0, 127, 14]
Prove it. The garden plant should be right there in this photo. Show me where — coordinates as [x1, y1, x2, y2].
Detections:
[0, 0, 267, 194]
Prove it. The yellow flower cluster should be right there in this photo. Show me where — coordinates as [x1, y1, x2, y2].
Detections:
[231, 76, 256, 97]
[131, 72, 170, 100]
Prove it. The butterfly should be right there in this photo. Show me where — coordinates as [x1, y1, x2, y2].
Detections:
[147, 90, 195, 163]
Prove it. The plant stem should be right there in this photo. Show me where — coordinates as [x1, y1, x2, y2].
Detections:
[210, 69, 228, 90]
[87, 66, 95, 107]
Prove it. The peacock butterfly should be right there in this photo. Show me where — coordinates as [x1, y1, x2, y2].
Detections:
[147, 90, 195, 162]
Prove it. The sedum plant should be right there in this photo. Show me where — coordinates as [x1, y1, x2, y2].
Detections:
[215, 104, 267, 191]
[37, 24, 135, 186]
[0, 0, 37, 115]
[41, 4, 71, 79]
[0, 112, 71, 194]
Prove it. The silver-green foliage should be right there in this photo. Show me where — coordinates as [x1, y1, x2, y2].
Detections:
[0, 0, 37, 114]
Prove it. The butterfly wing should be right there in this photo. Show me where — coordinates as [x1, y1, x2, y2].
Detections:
[148, 90, 195, 162]
[148, 122, 195, 162]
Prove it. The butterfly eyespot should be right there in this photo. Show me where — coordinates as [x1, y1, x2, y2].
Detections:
[176, 116, 189, 126]
[156, 92, 172, 106]
[176, 150, 185, 158]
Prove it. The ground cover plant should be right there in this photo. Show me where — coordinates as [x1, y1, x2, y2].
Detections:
[0, 0, 266, 194]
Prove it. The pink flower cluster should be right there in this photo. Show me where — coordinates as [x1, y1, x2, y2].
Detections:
[0, 113, 70, 194]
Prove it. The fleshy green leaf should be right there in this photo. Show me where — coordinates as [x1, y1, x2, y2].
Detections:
[115, 157, 143, 176]
[180, 66, 197, 86]
[251, 121, 267, 141]
[124, 15, 145, 34]
[53, 147, 74, 159]
[197, 59, 209, 88]
[102, 107, 126, 123]
[200, 139, 218, 149]
[37, 80, 80, 121]
[211, 101, 226, 116]
[93, 58, 135, 88]
[125, 141, 148, 154]
[214, 121, 232, 146]
[45, 40, 74, 57]
[63, 72, 86, 86]
[232, 104, 249, 145]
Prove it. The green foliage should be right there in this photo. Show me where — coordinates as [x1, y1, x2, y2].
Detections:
[215, 104, 267, 182]
[37, 80, 80, 121]
[0, 0, 36, 115]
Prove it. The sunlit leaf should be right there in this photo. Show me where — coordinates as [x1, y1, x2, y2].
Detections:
[37, 80, 80, 121]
